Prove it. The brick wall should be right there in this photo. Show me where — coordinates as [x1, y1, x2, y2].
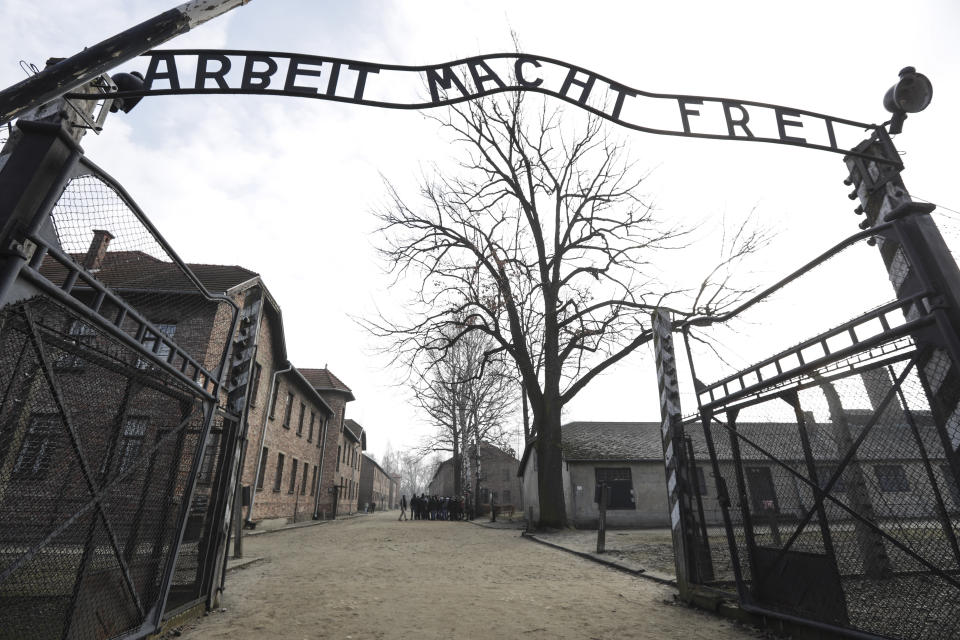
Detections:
[246, 367, 332, 522]
[335, 430, 363, 514]
[240, 309, 334, 523]
[359, 454, 392, 510]
[314, 390, 349, 518]
[476, 444, 523, 509]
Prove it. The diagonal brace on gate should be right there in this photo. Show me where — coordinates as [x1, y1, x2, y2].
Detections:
[0, 393, 201, 586]
[716, 355, 960, 593]
[20, 306, 147, 616]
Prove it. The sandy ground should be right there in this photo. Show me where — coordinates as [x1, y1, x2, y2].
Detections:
[173, 512, 764, 640]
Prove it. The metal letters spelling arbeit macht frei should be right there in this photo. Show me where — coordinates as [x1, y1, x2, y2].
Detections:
[61, 50, 885, 161]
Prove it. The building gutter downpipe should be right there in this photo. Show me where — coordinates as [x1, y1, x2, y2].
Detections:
[313, 414, 331, 519]
[247, 361, 293, 523]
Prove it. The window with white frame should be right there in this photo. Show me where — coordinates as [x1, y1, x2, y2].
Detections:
[13, 414, 59, 479]
[117, 416, 149, 474]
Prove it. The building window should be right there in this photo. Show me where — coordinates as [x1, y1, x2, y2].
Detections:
[693, 466, 708, 496]
[249, 362, 262, 407]
[595, 467, 635, 510]
[307, 412, 315, 442]
[197, 431, 220, 485]
[257, 447, 268, 489]
[55, 320, 97, 369]
[943, 465, 960, 511]
[117, 416, 149, 475]
[273, 453, 285, 492]
[317, 416, 326, 448]
[337, 446, 341, 471]
[138, 323, 177, 368]
[311, 466, 318, 496]
[502, 489, 512, 504]
[301, 462, 309, 495]
[13, 414, 59, 478]
[746, 466, 779, 513]
[282, 392, 294, 429]
[297, 403, 305, 436]
[816, 465, 847, 493]
[290, 459, 299, 493]
[875, 465, 910, 492]
[269, 386, 279, 419]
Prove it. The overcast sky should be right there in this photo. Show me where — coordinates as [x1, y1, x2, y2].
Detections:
[2, 1, 959, 459]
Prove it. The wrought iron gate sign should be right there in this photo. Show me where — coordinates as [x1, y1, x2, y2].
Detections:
[69, 50, 881, 160]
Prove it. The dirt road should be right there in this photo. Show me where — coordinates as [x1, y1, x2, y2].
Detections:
[176, 512, 761, 639]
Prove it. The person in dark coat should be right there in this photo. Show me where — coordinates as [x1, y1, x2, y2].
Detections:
[398, 494, 407, 521]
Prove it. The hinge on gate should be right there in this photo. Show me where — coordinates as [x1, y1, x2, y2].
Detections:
[924, 294, 950, 312]
[5, 236, 36, 261]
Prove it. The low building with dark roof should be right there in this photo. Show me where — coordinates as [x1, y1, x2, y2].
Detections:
[521, 415, 959, 529]
[520, 422, 667, 528]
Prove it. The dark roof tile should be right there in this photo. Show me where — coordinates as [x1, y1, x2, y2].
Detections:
[561, 422, 663, 461]
[41, 250, 257, 294]
[299, 368, 354, 398]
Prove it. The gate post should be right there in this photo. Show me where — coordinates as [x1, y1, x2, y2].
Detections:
[845, 129, 960, 504]
[0, 91, 97, 307]
[652, 309, 706, 594]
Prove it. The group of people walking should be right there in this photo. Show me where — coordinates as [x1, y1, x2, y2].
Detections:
[398, 494, 470, 521]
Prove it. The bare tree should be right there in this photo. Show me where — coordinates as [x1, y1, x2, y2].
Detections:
[411, 327, 517, 498]
[368, 91, 765, 528]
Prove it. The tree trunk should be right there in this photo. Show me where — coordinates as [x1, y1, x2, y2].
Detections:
[522, 387, 531, 442]
[535, 399, 566, 528]
[453, 451, 462, 495]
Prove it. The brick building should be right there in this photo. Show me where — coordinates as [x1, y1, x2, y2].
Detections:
[389, 474, 401, 509]
[298, 368, 358, 518]
[243, 363, 335, 523]
[429, 442, 523, 509]
[428, 458, 457, 496]
[359, 453, 393, 511]
[337, 418, 366, 514]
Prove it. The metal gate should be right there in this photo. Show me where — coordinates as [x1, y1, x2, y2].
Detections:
[655, 137, 960, 637]
[0, 120, 240, 639]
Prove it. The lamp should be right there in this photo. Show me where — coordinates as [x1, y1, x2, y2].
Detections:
[108, 71, 146, 113]
[883, 66, 933, 134]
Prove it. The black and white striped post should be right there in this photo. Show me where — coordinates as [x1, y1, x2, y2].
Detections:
[652, 309, 699, 593]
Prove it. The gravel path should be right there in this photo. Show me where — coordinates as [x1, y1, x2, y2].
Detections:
[173, 512, 763, 639]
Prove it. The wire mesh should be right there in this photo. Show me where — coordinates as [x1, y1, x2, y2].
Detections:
[43, 169, 241, 379]
[676, 222, 960, 639]
[164, 414, 234, 613]
[0, 296, 212, 640]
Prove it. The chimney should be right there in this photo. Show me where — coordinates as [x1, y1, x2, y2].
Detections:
[861, 367, 903, 413]
[82, 229, 114, 271]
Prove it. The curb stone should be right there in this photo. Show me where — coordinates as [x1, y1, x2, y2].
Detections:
[522, 531, 677, 586]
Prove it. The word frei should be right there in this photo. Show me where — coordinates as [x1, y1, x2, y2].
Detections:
[132, 50, 876, 157]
